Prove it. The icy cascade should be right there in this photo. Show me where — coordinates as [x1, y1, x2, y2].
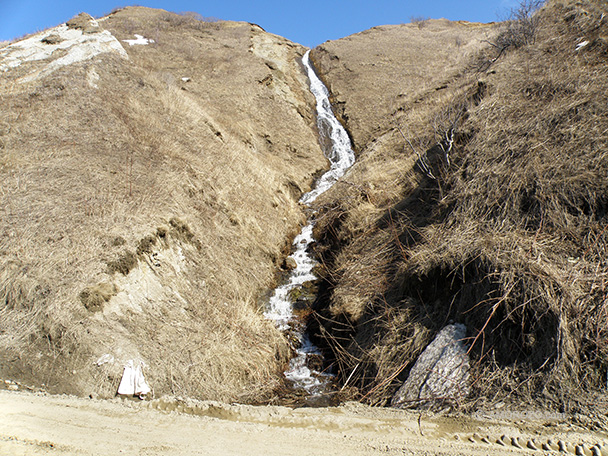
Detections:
[300, 50, 355, 204]
[264, 50, 355, 395]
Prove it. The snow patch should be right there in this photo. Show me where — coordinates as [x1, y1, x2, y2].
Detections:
[87, 67, 100, 88]
[0, 24, 128, 83]
[95, 353, 115, 366]
[576, 40, 589, 51]
[123, 35, 154, 46]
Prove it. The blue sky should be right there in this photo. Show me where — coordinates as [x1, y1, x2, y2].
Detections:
[1, 0, 519, 47]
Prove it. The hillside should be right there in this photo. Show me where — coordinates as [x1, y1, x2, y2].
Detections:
[309, 0, 608, 412]
[1, 0, 608, 420]
[0, 7, 327, 402]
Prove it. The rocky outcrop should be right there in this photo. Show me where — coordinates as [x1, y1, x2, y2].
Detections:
[391, 324, 470, 408]
[0, 13, 127, 83]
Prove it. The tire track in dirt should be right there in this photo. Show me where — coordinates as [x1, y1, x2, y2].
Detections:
[1, 390, 607, 456]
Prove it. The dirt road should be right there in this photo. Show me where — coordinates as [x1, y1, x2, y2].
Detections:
[1, 390, 606, 455]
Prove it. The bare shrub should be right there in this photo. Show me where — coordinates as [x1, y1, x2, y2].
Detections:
[79, 282, 117, 311]
[410, 16, 430, 29]
[495, 0, 545, 50]
[178, 11, 221, 22]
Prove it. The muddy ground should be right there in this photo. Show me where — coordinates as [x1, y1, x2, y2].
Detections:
[1, 390, 607, 455]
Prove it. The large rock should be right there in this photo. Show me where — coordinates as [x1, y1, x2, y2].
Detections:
[392, 323, 470, 408]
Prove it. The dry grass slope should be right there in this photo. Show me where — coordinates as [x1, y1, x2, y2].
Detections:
[310, 0, 608, 413]
[0, 7, 327, 401]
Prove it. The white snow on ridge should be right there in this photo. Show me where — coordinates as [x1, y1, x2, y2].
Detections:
[123, 35, 154, 46]
[576, 40, 589, 51]
[0, 24, 128, 83]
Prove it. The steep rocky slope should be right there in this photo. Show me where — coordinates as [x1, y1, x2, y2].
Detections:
[309, 0, 608, 412]
[0, 7, 327, 401]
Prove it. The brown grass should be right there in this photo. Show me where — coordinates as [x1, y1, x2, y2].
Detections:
[0, 7, 325, 401]
[310, 0, 608, 412]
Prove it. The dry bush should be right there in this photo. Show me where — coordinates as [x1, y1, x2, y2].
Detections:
[410, 16, 430, 29]
[178, 11, 221, 23]
[494, 0, 545, 50]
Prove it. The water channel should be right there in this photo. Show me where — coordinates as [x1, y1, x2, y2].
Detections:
[264, 50, 355, 400]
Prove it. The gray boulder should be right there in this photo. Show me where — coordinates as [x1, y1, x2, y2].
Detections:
[391, 323, 470, 408]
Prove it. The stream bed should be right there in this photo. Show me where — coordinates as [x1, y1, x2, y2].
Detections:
[264, 50, 355, 404]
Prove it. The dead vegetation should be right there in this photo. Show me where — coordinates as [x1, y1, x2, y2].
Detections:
[310, 0, 608, 412]
[0, 7, 326, 402]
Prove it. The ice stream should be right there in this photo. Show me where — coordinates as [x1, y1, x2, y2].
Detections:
[264, 50, 355, 396]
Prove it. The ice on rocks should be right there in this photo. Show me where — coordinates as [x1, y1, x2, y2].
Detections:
[299, 51, 355, 204]
[0, 24, 128, 83]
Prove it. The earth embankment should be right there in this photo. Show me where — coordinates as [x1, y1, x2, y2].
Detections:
[0, 7, 327, 402]
[308, 0, 608, 413]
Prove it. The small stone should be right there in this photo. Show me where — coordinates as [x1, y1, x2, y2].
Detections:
[283, 257, 297, 270]
[527, 439, 539, 450]
[511, 437, 523, 449]
[8, 384, 18, 391]
[558, 440, 567, 452]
